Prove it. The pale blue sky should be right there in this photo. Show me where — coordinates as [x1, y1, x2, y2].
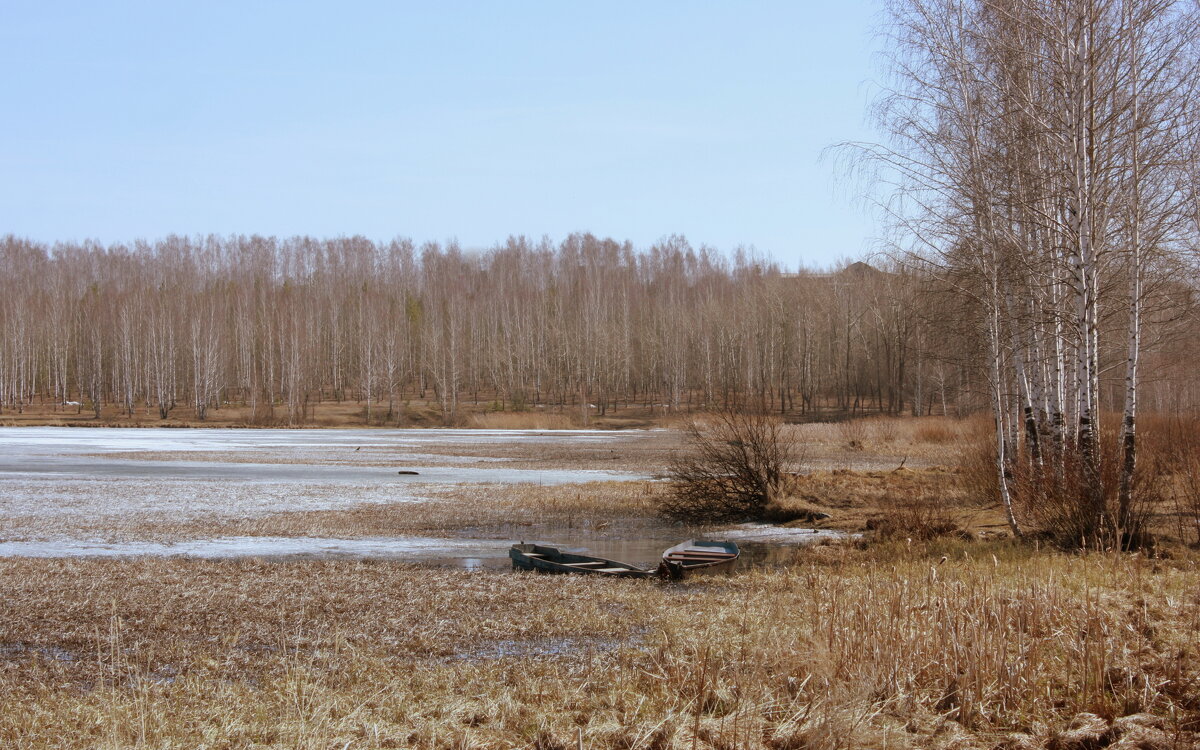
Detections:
[0, 2, 882, 269]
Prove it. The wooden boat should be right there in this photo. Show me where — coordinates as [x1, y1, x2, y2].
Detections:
[660, 540, 740, 577]
[510, 543, 653, 578]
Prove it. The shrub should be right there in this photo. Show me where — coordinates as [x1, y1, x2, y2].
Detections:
[659, 409, 801, 523]
[1010, 416, 1179, 550]
[868, 417, 900, 444]
[836, 419, 869, 451]
[1142, 413, 1200, 547]
[866, 490, 967, 540]
[959, 422, 1163, 550]
[468, 412, 576, 430]
[913, 418, 959, 444]
[954, 421, 1010, 510]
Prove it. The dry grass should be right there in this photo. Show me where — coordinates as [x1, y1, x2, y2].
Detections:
[74, 435, 677, 475]
[766, 467, 1006, 537]
[5, 418, 1198, 746]
[0, 400, 683, 431]
[1139, 413, 1200, 547]
[0, 468, 996, 547]
[0, 480, 668, 545]
[204, 481, 665, 539]
[467, 412, 580, 430]
[2, 544, 1198, 748]
[5, 470, 992, 546]
[786, 417, 983, 467]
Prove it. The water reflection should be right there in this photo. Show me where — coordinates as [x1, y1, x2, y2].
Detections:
[0, 527, 843, 572]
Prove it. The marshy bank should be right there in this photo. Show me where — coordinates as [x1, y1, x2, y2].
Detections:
[3, 421, 1198, 747]
[2, 542, 1197, 749]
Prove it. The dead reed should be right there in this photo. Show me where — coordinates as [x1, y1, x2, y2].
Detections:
[467, 412, 579, 430]
[2, 544, 1196, 749]
[787, 417, 980, 465]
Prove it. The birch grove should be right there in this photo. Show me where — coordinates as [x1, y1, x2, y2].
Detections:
[0, 235, 942, 421]
[867, 0, 1200, 545]
[0, 231, 1194, 437]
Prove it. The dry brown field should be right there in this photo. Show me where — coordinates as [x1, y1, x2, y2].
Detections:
[1, 418, 1198, 749]
[0, 399, 666, 431]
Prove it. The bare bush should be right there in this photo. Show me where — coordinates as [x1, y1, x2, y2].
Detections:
[1142, 413, 1200, 547]
[659, 410, 801, 523]
[1020, 416, 1176, 550]
[1169, 451, 1200, 547]
[913, 418, 960, 444]
[960, 433, 1161, 550]
[866, 490, 966, 541]
[868, 416, 900, 444]
[836, 419, 869, 451]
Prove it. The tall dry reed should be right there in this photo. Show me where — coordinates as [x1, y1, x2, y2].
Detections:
[2, 546, 1196, 748]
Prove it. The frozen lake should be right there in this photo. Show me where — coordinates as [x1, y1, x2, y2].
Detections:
[0, 529, 845, 568]
[0, 426, 648, 484]
[0, 426, 657, 547]
[0, 427, 844, 566]
[0, 426, 638, 453]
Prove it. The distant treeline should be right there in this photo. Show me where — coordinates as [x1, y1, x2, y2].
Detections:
[0, 233, 1194, 424]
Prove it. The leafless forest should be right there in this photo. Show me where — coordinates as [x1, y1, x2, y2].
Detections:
[6, 2, 1200, 747]
[853, 0, 1200, 545]
[0, 231, 1194, 428]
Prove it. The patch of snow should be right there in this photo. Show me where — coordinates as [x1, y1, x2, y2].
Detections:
[0, 456, 649, 486]
[0, 426, 657, 538]
[0, 426, 644, 455]
[0, 535, 515, 560]
[0, 477, 434, 524]
[710, 523, 849, 544]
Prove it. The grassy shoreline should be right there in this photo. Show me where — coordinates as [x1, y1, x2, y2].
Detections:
[0, 401, 667, 431]
[5, 418, 1198, 747]
[2, 542, 1197, 749]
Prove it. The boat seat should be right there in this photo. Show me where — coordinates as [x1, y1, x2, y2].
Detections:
[564, 561, 606, 567]
[595, 567, 634, 574]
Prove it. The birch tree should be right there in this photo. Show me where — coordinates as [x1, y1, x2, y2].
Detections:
[863, 0, 1199, 545]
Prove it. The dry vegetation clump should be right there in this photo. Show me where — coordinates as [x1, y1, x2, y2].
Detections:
[467, 411, 578, 430]
[864, 490, 970, 541]
[789, 416, 982, 466]
[2, 545, 1198, 749]
[866, 415, 900, 443]
[836, 418, 871, 450]
[1139, 413, 1200, 548]
[660, 411, 799, 523]
[765, 467, 999, 538]
[137, 481, 666, 542]
[957, 413, 1200, 550]
[911, 416, 969, 444]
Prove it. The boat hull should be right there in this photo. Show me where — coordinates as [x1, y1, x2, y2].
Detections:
[510, 543, 653, 578]
[660, 540, 740, 577]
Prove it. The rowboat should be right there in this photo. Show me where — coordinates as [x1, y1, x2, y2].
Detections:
[659, 540, 740, 577]
[510, 543, 653, 578]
